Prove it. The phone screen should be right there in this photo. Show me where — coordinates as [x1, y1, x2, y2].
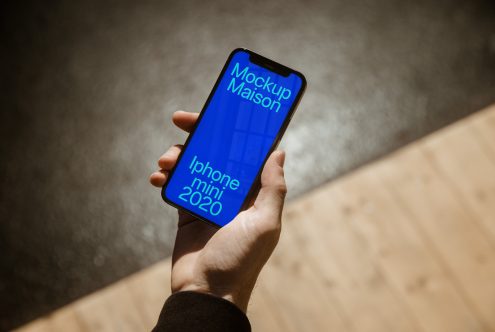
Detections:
[163, 49, 305, 227]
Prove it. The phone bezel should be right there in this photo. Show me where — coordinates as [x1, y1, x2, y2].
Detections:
[161, 48, 307, 228]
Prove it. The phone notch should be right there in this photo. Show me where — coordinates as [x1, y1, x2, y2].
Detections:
[249, 53, 291, 77]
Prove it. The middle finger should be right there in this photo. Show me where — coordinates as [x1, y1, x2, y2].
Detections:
[158, 144, 183, 170]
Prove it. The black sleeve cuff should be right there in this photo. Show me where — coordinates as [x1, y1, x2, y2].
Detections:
[152, 291, 251, 332]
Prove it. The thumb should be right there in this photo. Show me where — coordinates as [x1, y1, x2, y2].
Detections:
[254, 150, 287, 217]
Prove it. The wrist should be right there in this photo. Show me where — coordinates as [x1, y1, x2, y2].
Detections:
[217, 289, 251, 313]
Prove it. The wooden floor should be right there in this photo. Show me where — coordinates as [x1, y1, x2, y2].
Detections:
[16, 105, 495, 332]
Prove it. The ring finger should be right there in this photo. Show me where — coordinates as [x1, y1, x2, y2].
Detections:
[158, 144, 183, 170]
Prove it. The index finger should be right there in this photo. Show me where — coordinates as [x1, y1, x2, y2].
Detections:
[172, 111, 199, 133]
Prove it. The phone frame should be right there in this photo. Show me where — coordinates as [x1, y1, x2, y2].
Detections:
[161, 48, 307, 228]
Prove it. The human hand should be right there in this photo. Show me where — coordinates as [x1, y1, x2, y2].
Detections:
[150, 111, 287, 312]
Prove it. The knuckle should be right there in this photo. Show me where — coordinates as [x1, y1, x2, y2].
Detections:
[274, 183, 287, 196]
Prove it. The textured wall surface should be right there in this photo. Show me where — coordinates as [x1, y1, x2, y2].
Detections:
[1, 0, 494, 329]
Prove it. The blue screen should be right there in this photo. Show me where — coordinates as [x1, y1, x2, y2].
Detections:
[164, 49, 304, 226]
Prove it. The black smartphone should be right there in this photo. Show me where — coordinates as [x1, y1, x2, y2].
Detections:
[162, 48, 306, 227]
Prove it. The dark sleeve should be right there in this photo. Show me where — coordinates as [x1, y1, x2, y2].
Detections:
[152, 291, 251, 332]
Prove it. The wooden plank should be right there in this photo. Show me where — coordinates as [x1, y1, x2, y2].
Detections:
[125, 260, 172, 330]
[249, 284, 288, 332]
[283, 199, 362, 332]
[73, 281, 147, 332]
[13, 318, 51, 332]
[470, 105, 495, 157]
[377, 145, 495, 329]
[286, 185, 419, 332]
[335, 160, 481, 331]
[14, 307, 84, 332]
[419, 115, 495, 242]
[45, 308, 84, 332]
[257, 212, 350, 332]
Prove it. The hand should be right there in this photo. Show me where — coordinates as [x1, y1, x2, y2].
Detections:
[150, 110, 287, 312]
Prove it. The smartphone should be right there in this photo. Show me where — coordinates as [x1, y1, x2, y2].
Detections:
[162, 48, 306, 227]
